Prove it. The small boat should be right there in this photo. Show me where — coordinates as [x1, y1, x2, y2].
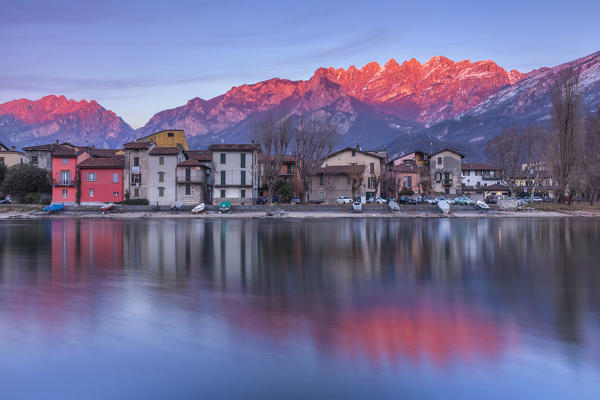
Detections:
[475, 200, 490, 211]
[219, 201, 231, 214]
[437, 199, 451, 214]
[43, 204, 65, 213]
[388, 200, 400, 212]
[352, 201, 362, 213]
[191, 203, 205, 214]
[170, 200, 184, 211]
[100, 203, 115, 214]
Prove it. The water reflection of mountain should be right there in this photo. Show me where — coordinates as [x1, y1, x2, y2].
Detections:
[1, 218, 600, 368]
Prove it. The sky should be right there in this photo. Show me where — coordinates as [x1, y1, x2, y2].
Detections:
[2, 0, 600, 128]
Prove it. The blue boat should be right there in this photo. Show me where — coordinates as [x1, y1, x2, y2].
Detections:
[43, 204, 65, 213]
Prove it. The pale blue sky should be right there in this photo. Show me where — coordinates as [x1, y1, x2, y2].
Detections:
[1, 0, 599, 127]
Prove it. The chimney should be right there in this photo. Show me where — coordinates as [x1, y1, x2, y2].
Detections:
[355, 144, 360, 151]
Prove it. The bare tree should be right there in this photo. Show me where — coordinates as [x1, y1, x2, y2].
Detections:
[368, 167, 383, 199]
[252, 113, 293, 204]
[487, 126, 522, 195]
[581, 107, 600, 204]
[293, 116, 337, 202]
[521, 126, 547, 201]
[549, 67, 583, 204]
[348, 165, 365, 200]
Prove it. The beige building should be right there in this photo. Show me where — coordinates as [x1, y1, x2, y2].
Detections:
[309, 165, 365, 203]
[429, 149, 464, 195]
[321, 146, 384, 202]
[124, 141, 156, 200]
[0, 142, 26, 167]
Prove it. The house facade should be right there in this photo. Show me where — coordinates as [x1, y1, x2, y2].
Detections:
[257, 154, 302, 199]
[78, 157, 125, 204]
[461, 163, 502, 189]
[309, 165, 365, 203]
[50, 147, 89, 204]
[209, 143, 260, 205]
[23, 142, 78, 172]
[429, 149, 464, 195]
[148, 147, 186, 206]
[385, 159, 421, 197]
[123, 141, 155, 201]
[176, 159, 210, 205]
[134, 129, 189, 151]
[321, 146, 384, 202]
[0, 142, 26, 167]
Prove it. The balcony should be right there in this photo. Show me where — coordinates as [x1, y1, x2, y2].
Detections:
[443, 179, 452, 186]
[482, 174, 497, 180]
[52, 179, 78, 187]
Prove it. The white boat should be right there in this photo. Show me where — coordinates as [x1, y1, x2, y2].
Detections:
[171, 200, 184, 211]
[388, 200, 400, 212]
[191, 203, 205, 214]
[437, 200, 451, 214]
[352, 201, 362, 213]
[476, 200, 490, 210]
[100, 203, 115, 214]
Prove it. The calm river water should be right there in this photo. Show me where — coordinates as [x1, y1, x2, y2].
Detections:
[1, 218, 599, 399]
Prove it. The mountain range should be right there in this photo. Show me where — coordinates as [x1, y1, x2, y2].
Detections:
[1, 51, 599, 161]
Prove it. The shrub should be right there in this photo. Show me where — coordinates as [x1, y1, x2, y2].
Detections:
[0, 164, 50, 195]
[275, 180, 293, 203]
[399, 186, 414, 196]
[120, 198, 149, 205]
[0, 164, 7, 188]
[23, 193, 42, 204]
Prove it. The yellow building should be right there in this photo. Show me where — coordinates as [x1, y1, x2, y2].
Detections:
[136, 129, 189, 150]
[0, 142, 26, 167]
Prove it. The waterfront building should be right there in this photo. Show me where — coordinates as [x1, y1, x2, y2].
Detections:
[208, 143, 260, 205]
[461, 163, 503, 188]
[123, 141, 156, 201]
[50, 147, 90, 204]
[257, 154, 302, 199]
[320, 146, 384, 202]
[148, 147, 186, 206]
[385, 159, 421, 197]
[309, 165, 365, 203]
[429, 149, 464, 195]
[0, 142, 26, 167]
[78, 156, 125, 204]
[23, 141, 78, 172]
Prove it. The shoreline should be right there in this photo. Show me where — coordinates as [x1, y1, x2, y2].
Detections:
[2, 208, 599, 220]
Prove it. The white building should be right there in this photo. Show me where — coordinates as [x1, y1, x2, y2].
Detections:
[208, 143, 260, 205]
[461, 163, 503, 189]
[148, 147, 186, 206]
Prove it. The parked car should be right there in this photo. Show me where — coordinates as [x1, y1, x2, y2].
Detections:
[435, 196, 452, 204]
[398, 196, 416, 205]
[336, 196, 352, 204]
[256, 197, 268, 205]
[0, 195, 11, 204]
[453, 197, 475, 206]
[424, 196, 437, 205]
[485, 195, 497, 204]
[532, 196, 543, 203]
[375, 196, 387, 204]
[290, 197, 301, 204]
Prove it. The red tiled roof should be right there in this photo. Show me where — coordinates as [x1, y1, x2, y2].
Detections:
[23, 143, 77, 152]
[461, 163, 499, 171]
[124, 141, 154, 150]
[52, 148, 78, 157]
[88, 148, 120, 158]
[78, 156, 124, 169]
[187, 150, 212, 161]
[326, 147, 385, 159]
[178, 159, 210, 167]
[390, 159, 418, 173]
[208, 143, 259, 151]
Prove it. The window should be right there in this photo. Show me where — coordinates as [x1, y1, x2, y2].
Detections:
[352, 150, 356, 157]
[403, 176, 412, 188]
[158, 187, 164, 197]
[185, 167, 191, 181]
[132, 174, 141, 184]
[89, 188, 94, 198]
[0, 157, 4, 165]
[158, 172, 164, 183]
[319, 175, 324, 186]
[134, 157, 140, 167]
[60, 170, 71, 185]
[220, 189, 225, 198]
[220, 153, 226, 164]
[185, 185, 191, 195]
[168, 132, 174, 137]
[62, 189, 68, 198]
[444, 188, 450, 194]
[435, 172, 441, 182]
[368, 177, 375, 189]
[437, 157, 442, 165]
[319, 191, 324, 199]
[62, 158, 68, 165]
[113, 173, 119, 183]
[114, 191, 119, 197]
[241, 189, 246, 198]
[346, 176, 351, 184]
[370, 163, 375, 174]
[240, 153, 246, 168]
[87, 172, 97, 182]
[287, 164, 293, 175]
[444, 172, 451, 180]
[220, 171, 226, 185]
[240, 170, 246, 185]
[159, 156, 164, 165]
[134, 188, 140, 197]
[31, 155, 38, 165]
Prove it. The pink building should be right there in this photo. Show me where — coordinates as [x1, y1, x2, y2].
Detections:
[78, 157, 125, 204]
[51, 147, 89, 204]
